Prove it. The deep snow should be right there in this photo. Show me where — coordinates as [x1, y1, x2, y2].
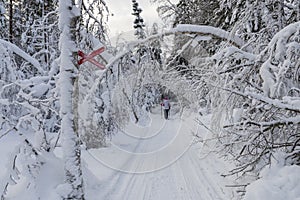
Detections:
[1, 109, 299, 199]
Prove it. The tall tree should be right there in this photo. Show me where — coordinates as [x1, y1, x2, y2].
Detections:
[57, 0, 84, 199]
[132, 0, 146, 39]
[0, 0, 7, 39]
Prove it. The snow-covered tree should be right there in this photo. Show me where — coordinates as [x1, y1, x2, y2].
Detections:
[0, 37, 60, 199]
[80, 0, 108, 41]
[132, 0, 146, 39]
[220, 22, 300, 174]
[150, 0, 300, 177]
[79, 65, 119, 149]
[0, 0, 7, 39]
[177, 16, 300, 179]
[1, 0, 111, 197]
[56, 0, 85, 199]
[20, 0, 59, 76]
[149, 23, 163, 65]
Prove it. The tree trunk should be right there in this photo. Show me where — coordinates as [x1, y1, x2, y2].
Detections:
[58, 0, 84, 199]
[9, 0, 13, 42]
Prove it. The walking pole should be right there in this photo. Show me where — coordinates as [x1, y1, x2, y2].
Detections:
[160, 103, 162, 119]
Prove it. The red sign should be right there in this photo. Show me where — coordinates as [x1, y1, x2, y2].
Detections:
[78, 47, 106, 70]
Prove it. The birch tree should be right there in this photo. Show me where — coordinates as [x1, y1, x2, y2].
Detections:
[57, 0, 84, 199]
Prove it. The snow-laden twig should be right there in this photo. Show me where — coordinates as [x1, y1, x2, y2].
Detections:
[92, 24, 249, 90]
[259, 21, 300, 97]
[211, 46, 257, 63]
[220, 87, 300, 113]
[224, 115, 300, 128]
[81, 1, 105, 30]
[245, 92, 300, 112]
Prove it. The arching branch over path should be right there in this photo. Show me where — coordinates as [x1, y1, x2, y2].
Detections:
[139, 24, 247, 50]
[86, 24, 249, 106]
[106, 24, 247, 69]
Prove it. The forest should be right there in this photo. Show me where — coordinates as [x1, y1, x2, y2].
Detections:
[0, 0, 299, 199]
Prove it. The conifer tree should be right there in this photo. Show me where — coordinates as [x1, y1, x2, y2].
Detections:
[173, 0, 192, 26]
[132, 0, 146, 39]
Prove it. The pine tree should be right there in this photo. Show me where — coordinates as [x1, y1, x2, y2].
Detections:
[173, 0, 193, 26]
[132, 0, 146, 39]
[149, 23, 162, 65]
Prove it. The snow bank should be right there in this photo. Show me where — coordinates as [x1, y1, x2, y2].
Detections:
[244, 163, 300, 200]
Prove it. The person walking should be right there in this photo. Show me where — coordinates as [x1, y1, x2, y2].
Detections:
[161, 97, 171, 120]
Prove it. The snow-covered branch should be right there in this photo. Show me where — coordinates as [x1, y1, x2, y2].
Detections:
[259, 21, 300, 98]
[245, 92, 300, 113]
[221, 87, 300, 113]
[81, 1, 105, 29]
[0, 39, 42, 73]
[174, 24, 246, 49]
[224, 115, 300, 128]
[105, 24, 248, 73]
[130, 25, 246, 49]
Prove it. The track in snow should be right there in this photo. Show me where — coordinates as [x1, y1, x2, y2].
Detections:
[83, 111, 236, 200]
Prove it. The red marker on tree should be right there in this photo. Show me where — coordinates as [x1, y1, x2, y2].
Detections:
[78, 47, 106, 70]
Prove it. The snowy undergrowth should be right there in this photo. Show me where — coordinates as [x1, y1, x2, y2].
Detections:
[0, 132, 116, 200]
[244, 154, 300, 200]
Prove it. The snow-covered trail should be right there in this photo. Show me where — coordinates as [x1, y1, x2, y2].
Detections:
[83, 111, 236, 200]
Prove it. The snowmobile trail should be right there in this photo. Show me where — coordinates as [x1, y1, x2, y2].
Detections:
[83, 112, 235, 200]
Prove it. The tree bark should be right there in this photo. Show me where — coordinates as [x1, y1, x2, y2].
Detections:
[58, 0, 85, 199]
[9, 0, 13, 42]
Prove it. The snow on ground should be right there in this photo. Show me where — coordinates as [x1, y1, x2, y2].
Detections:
[244, 157, 300, 200]
[0, 132, 64, 200]
[2, 108, 298, 199]
[83, 108, 237, 199]
[0, 109, 237, 199]
[0, 132, 23, 195]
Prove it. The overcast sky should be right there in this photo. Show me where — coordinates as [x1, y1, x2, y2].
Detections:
[105, 0, 161, 38]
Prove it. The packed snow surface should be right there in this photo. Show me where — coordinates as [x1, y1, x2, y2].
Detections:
[1, 109, 298, 199]
[83, 110, 236, 199]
